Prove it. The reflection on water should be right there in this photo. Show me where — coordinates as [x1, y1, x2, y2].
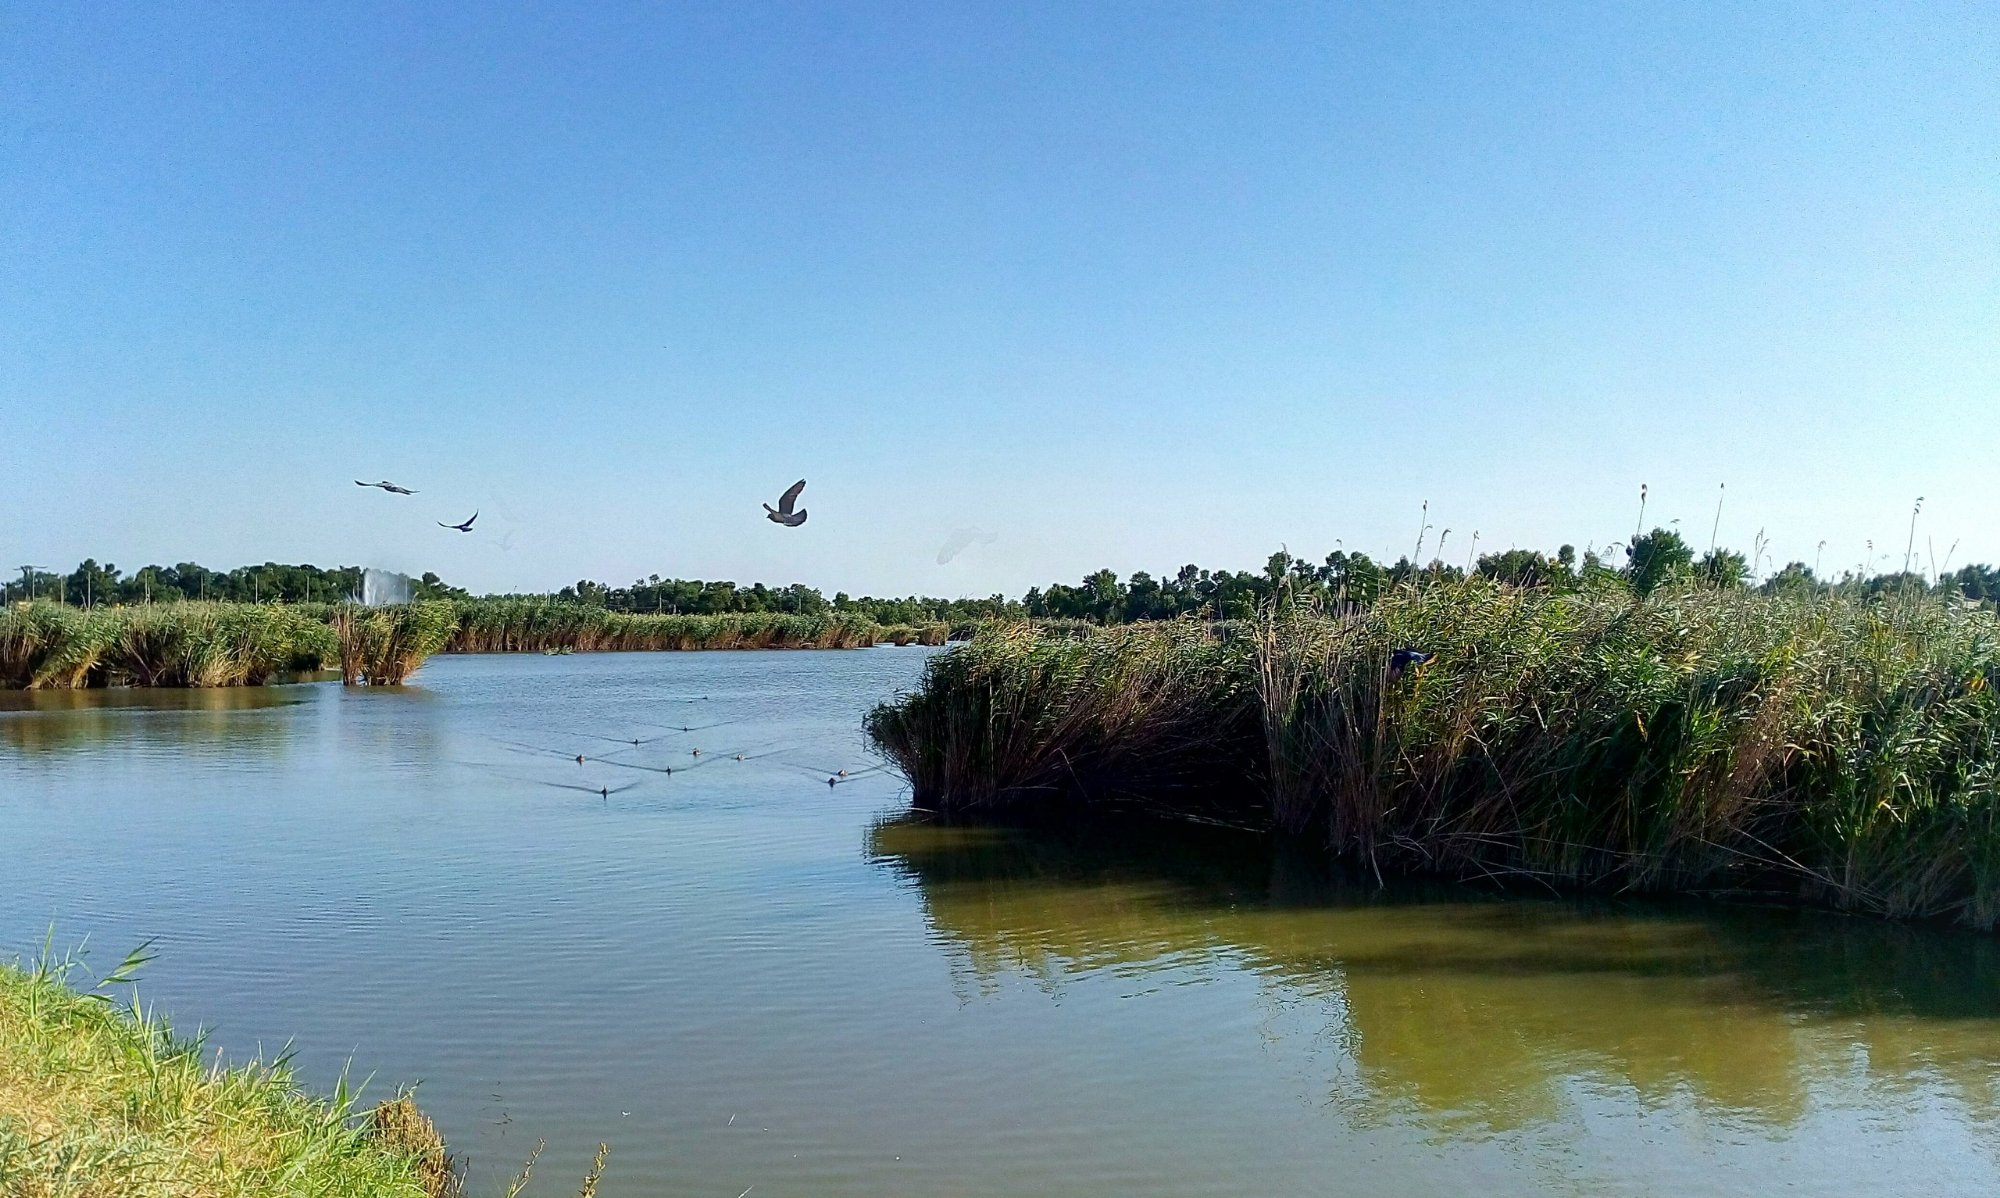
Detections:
[4, 653, 1999, 1197]
[0, 686, 314, 756]
[871, 817, 2000, 1136]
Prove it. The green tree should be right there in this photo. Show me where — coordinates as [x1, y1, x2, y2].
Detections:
[1760, 562, 1820, 596]
[1694, 548, 1749, 589]
[1477, 548, 1567, 588]
[1625, 528, 1694, 596]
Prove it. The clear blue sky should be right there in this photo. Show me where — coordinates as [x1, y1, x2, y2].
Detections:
[4, 2, 1995, 596]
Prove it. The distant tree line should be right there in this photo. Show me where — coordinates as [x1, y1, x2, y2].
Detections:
[12, 529, 1999, 619]
[543, 577, 1023, 625]
[1031, 528, 2000, 620]
[1, 560, 464, 606]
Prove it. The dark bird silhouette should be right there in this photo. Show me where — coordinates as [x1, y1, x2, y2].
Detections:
[440, 511, 478, 533]
[355, 480, 418, 494]
[1388, 648, 1432, 680]
[764, 479, 808, 527]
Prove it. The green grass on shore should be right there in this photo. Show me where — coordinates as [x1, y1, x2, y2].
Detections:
[0, 947, 608, 1198]
[868, 580, 2000, 929]
[0, 946, 441, 1198]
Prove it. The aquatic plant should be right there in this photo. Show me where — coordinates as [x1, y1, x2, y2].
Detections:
[869, 582, 2000, 929]
[866, 621, 1265, 821]
[0, 602, 335, 689]
[336, 602, 459, 686]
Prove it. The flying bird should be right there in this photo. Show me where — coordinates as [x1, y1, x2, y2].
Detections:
[440, 511, 478, 533]
[355, 479, 418, 494]
[764, 479, 808, 527]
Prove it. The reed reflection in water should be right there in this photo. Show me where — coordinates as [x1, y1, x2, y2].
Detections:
[870, 816, 2000, 1139]
[0, 685, 315, 757]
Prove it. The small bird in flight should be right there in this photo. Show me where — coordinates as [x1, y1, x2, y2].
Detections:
[764, 479, 808, 527]
[440, 511, 478, 533]
[355, 479, 418, 494]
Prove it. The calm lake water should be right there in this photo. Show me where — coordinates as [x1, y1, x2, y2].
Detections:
[3, 650, 1999, 1196]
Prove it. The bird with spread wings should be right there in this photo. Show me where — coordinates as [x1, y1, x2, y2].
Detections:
[763, 479, 808, 527]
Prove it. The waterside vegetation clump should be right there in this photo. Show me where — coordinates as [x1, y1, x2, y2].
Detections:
[0, 602, 462, 691]
[869, 580, 2000, 930]
[337, 602, 461, 686]
[0, 944, 611, 1197]
[0, 945, 439, 1198]
[0, 602, 337, 690]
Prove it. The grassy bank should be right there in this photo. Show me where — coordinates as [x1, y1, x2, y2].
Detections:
[0, 599, 943, 689]
[0, 946, 611, 1196]
[0, 947, 443, 1197]
[0, 603, 336, 690]
[868, 581, 2000, 929]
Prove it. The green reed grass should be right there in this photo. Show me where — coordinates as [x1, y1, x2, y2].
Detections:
[0, 602, 335, 690]
[336, 602, 459, 686]
[0, 598, 946, 689]
[868, 581, 2000, 929]
[446, 598, 935, 653]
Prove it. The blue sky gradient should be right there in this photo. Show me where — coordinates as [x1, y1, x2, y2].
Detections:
[4, 2, 1995, 594]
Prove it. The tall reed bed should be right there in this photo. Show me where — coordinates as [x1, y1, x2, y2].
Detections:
[0, 602, 335, 689]
[866, 621, 1266, 821]
[447, 599, 923, 652]
[335, 602, 459, 686]
[0, 597, 942, 689]
[869, 583, 2000, 928]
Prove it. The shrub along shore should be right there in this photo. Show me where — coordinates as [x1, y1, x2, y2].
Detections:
[0, 947, 607, 1197]
[0, 600, 947, 690]
[867, 581, 2000, 930]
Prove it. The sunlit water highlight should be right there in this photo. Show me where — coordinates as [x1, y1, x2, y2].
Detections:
[2, 650, 1997, 1196]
